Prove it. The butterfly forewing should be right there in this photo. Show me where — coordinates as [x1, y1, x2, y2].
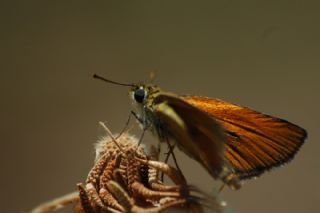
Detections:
[151, 94, 229, 178]
[182, 96, 307, 179]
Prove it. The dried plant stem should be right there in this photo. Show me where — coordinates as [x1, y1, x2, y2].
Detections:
[30, 191, 79, 213]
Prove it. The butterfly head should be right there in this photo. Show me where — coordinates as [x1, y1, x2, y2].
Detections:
[92, 74, 159, 106]
[129, 84, 160, 105]
[129, 85, 147, 104]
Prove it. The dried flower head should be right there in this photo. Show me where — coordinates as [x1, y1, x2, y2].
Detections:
[30, 122, 221, 213]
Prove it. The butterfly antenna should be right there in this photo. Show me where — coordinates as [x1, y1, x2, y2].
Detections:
[93, 74, 135, 87]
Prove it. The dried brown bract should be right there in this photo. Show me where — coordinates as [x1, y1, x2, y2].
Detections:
[75, 123, 219, 213]
[30, 123, 221, 213]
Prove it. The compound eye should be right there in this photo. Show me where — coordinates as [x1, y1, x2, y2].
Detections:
[134, 88, 146, 103]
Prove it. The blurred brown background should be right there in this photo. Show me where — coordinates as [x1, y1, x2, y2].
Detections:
[1, 1, 319, 212]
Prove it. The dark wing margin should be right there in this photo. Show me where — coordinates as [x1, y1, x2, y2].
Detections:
[182, 96, 307, 179]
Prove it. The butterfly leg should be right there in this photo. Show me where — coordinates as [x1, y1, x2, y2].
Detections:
[130, 110, 150, 152]
[131, 110, 143, 124]
[161, 150, 171, 182]
[133, 127, 149, 153]
[161, 136, 182, 182]
[163, 143, 174, 165]
[115, 112, 132, 139]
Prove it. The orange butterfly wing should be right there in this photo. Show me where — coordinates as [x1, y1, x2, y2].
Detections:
[182, 96, 307, 179]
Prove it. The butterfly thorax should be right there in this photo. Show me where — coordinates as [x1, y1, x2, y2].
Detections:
[130, 84, 176, 142]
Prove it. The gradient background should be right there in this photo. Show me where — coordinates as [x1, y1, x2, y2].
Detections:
[1, 1, 319, 212]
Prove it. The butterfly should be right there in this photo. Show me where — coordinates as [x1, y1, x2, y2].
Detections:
[94, 74, 307, 189]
